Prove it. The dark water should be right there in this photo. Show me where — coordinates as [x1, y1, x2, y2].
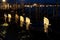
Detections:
[0, 7, 60, 40]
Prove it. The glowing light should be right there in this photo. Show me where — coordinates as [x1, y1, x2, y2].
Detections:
[44, 17, 49, 26]
[2, 30, 6, 34]
[10, 5, 12, 8]
[15, 14, 19, 19]
[26, 17, 30, 24]
[2, 0, 6, 2]
[4, 14, 7, 22]
[8, 14, 11, 18]
[44, 17, 49, 33]
[4, 14, 7, 18]
[40, 5, 45, 7]
[25, 5, 30, 7]
[20, 16, 24, 27]
[46, 5, 49, 7]
[20, 16, 24, 22]
[2, 23, 8, 26]
[30, 5, 33, 8]
[8, 14, 11, 22]
[15, 14, 19, 23]
[33, 3, 37, 7]
[26, 17, 31, 30]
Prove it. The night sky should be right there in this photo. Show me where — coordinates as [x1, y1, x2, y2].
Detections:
[0, 0, 60, 4]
